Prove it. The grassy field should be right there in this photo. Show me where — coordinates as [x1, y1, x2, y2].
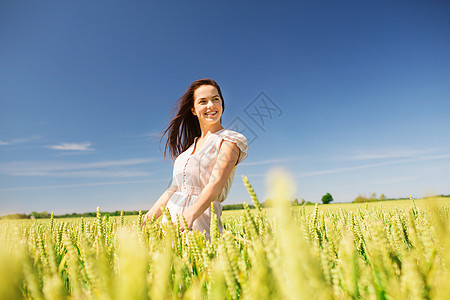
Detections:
[1, 174, 449, 299]
[222, 196, 449, 217]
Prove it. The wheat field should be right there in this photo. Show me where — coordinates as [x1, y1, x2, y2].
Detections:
[1, 171, 449, 299]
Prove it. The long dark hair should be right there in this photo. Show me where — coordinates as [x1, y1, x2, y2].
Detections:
[158, 79, 225, 164]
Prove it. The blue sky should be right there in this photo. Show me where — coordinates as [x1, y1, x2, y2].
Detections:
[1, 0, 449, 215]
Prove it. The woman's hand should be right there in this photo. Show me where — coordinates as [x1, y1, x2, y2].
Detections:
[141, 211, 152, 230]
[141, 185, 177, 230]
[177, 213, 194, 232]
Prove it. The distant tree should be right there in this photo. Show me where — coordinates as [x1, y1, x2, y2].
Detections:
[293, 198, 299, 205]
[30, 211, 50, 219]
[300, 199, 306, 205]
[1, 213, 29, 220]
[353, 193, 382, 203]
[321, 193, 333, 204]
[222, 204, 255, 211]
[353, 194, 367, 203]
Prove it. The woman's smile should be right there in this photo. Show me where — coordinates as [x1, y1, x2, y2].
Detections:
[205, 111, 217, 117]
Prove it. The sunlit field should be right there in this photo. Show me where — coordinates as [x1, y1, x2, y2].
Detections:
[222, 196, 449, 217]
[1, 173, 449, 299]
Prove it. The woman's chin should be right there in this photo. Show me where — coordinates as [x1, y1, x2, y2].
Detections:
[202, 117, 220, 124]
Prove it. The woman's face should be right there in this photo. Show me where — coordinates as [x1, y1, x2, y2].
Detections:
[191, 85, 223, 127]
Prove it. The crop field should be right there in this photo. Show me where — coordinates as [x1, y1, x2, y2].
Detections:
[222, 196, 450, 218]
[1, 174, 449, 299]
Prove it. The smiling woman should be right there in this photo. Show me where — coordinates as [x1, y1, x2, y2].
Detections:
[142, 79, 249, 239]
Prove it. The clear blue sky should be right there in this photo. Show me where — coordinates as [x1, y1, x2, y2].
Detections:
[1, 0, 449, 215]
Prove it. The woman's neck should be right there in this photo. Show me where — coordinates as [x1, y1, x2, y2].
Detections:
[198, 124, 224, 139]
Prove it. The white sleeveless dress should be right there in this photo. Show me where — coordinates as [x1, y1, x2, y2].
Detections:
[163, 128, 249, 239]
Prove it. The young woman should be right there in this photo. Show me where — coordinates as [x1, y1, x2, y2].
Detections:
[142, 79, 249, 239]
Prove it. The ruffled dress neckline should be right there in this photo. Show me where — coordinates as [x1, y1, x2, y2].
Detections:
[190, 128, 226, 155]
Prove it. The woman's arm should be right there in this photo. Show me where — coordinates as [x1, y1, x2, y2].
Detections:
[142, 183, 177, 227]
[181, 140, 240, 229]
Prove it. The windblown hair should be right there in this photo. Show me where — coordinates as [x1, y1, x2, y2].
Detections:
[158, 79, 225, 164]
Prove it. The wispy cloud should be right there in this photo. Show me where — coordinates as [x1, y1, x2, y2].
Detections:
[295, 154, 450, 179]
[0, 158, 157, 178]
[0, 135, 42, 146]
[336, 148, 440, 161]
[242, 153, 450, 179]
[295, 162, 394, 178]
[242, 156, 307, 166]
[368, 176, 418, 185]
[9, 170, 151, 178]
[121, 130, 163, 142]
[0, 178, 169, 192]
[47, 142, 94, 151]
